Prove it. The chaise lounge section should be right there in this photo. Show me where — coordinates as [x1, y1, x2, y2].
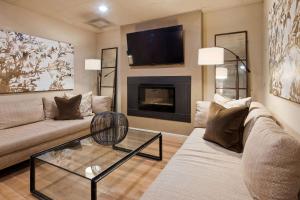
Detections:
[141, 101, 300, 200]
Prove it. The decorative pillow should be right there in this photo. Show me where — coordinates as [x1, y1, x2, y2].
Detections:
[213, 93, 231, 105]
[64, 91, 93, 117]
[203, 102, 249, 153]
[42, 97, 59, 119]
[92, 96, 112, 113]
[214, 93, 252, 108]
[54, 95, 83, 120]
[242, 117, 300, 200]
[194, 101, 211, 128]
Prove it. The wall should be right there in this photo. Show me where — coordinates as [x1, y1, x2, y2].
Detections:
[202, 2, 264, 101]
[96, 28, 121, 111]
[119, 11, 203, 135]
[0, 1, 97, 102]
[262, 0, 300, 135]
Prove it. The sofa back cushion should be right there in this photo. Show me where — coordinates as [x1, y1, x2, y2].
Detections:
[0, 98, 44, 130]
[242, 117, 300, 200]
[243, 102, 274, 146]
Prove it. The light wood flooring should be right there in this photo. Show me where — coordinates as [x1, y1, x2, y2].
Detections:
[0, 133, 186, 200]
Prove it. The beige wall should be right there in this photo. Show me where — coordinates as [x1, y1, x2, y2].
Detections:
[202, 2, 264, 101]
[119, 11, 203, 135]
[262, 0, 300, 135]
[0, 1, 97, 102]
[96, 28, 122, 111]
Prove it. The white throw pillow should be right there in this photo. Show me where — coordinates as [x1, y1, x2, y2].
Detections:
[213, 94, 252, 108]
[64, 91, 93, 117]
[194, 101, 211, 128]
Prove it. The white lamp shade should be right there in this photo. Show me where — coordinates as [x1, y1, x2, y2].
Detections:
[216, 67, 228, 79]
[85, 59, 101, 70]
[198, 47, 224, 65]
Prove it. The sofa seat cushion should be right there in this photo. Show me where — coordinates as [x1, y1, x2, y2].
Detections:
[141, 128, 252, 200]
[0, 117, 93, 157]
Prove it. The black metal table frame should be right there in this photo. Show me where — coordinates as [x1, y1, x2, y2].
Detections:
[30, 132, 162, 200]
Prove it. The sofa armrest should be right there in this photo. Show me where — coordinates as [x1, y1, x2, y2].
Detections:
[194, 101, 211, 128]
[92, 96, 112, 113]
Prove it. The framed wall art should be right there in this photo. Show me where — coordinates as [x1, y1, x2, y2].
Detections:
[0, 29, 74, 94]
[268, 0, 300, 103]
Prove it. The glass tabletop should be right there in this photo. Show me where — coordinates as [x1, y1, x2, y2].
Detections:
[35, 128, 161, 180]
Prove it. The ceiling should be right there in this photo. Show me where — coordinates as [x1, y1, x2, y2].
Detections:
[2, 0, 262, 32]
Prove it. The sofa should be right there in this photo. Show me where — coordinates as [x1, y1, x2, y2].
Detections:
[141, 101, 300, 200]
[0, 95, 111, 170]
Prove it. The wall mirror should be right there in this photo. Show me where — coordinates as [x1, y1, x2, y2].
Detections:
[100, 47, 118, 111]
[215, 31, 248, 99]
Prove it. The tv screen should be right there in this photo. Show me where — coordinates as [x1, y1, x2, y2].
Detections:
[127, 25, 184, 66]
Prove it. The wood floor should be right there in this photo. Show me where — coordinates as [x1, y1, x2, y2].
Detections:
[0, 133, 186, 200]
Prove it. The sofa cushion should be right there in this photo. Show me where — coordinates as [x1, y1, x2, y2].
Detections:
[64, 91, 93, 117]
[92, 96, 112, 113]
[0, 116, 93, 157]
[194, 101, 211, 128]
[43, 97, 59, 119]
[0, 98, 44, 130]
[214, 94, 252, 108]
[242, 117, 300, 200]
[243, 104, 273, 146]
[54, 95, 83, 120]
[204, 102, 249, 153]
[141, 128, 252, 200]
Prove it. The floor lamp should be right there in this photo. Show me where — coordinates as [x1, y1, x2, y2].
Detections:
[85, 59, 101, 95]
[198, 47, 250, 99]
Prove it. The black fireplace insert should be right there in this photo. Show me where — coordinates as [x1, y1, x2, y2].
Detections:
[138, 84, 175, 113]
[127, 76, 191, 122]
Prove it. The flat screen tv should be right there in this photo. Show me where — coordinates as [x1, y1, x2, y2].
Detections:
[126, 25, 184, 66]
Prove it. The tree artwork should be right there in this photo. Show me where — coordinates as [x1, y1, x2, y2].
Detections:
[268, 0, 300, 103]
[0, 30, 74, 93]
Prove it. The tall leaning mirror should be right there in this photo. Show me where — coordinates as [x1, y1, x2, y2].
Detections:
[100, 47, 118, 111]
[215, 31, 248, 99]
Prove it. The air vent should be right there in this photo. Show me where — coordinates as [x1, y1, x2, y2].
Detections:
[86, 18, 112, 29]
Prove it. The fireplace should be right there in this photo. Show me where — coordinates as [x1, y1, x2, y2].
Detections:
[127, 76, 191, 122]
[139, 84, 175, 113]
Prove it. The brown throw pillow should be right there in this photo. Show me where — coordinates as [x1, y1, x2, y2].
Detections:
[203, 102, 249, 153]
[54, 95, 83, 120]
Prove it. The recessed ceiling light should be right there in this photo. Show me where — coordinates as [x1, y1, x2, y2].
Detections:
[99, 5, 108, 13]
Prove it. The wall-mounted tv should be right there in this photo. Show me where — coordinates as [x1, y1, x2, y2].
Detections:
[126, 25, 184, 66]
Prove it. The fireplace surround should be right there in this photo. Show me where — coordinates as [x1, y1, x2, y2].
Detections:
[127, 76, 191, 122]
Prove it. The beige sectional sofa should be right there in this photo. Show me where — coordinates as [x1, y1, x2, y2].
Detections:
[141, 101, 300, 200]
[0, 96, 111, 170]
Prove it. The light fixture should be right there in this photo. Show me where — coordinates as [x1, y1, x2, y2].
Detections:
[198, 47, 224, 65]
[240, 64, 246, 71]
[216, 67, 228, 80]
[98, 5, 108, 13]
[198, 47, 250, 72]
[85, 59, 101, 70]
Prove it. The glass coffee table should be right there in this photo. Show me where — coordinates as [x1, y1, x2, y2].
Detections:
[30, 128, 162, 200]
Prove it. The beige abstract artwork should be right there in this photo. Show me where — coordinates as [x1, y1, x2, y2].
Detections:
[268, 0, 300, 103]
[0, 30, 74, 94]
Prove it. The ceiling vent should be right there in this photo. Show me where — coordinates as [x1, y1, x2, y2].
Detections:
[86, 18, 112, 30]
